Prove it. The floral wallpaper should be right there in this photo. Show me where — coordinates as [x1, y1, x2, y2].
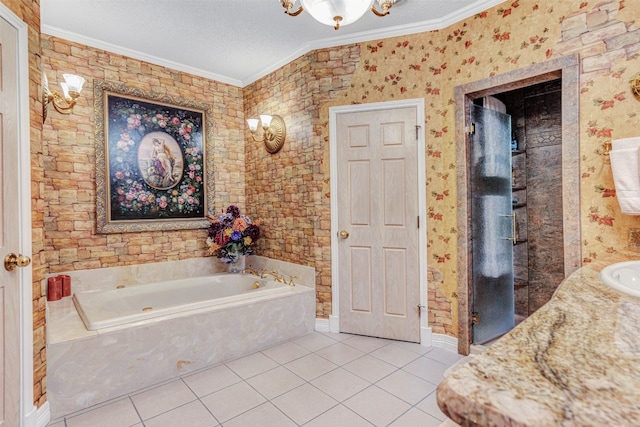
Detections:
[299, 0, 640, 335]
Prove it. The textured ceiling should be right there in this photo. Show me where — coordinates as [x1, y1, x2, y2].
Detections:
[42, 0, 505, 87]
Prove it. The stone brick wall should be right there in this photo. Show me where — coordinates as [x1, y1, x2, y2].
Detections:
[556, 0, 640, 79]
[41, 35, 245, 272]
[243, 45, 360, 318]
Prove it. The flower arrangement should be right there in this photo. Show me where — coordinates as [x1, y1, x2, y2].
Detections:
[206, 205, 261, 263]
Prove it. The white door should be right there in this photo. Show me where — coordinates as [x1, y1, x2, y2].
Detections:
[336, 106, 420, 342]
[0, 14, 28, 427]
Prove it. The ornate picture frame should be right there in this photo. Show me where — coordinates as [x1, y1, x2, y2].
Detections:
[94, 80, 214, 233]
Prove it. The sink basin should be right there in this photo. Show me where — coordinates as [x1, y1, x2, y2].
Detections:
[599, 261, 640, 297]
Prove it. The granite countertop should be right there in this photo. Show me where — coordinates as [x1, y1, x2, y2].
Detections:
[437, 264, 640, 426]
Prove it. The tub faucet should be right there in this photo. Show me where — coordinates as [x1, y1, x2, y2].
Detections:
[287, 275, 297, 287]
[241, 266, 260, 276]
[261, 270, 285, 283]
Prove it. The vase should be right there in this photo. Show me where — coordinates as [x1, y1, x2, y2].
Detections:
[227, 255, 246, 273]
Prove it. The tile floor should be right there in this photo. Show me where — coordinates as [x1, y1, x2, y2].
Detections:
[48, 332, 464, 427]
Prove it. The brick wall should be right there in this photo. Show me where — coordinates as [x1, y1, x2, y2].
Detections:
[243, 45, 360, 318]
[556, 0, 640, 79]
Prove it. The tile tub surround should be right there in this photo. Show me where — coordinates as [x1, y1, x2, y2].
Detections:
[436, 264, 640, 426]
[47, 256, 316, 419]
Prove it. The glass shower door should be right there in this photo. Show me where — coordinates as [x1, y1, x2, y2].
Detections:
[470, 104, 515, 344]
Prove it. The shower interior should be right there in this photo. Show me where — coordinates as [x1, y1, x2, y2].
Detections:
[471, 78, 565, 345]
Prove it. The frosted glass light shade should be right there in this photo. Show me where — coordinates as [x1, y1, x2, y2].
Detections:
[301, 0, 372, 27]
[260, 114, 273, 127]
[62, 74, 85, 94]
[60, 82, 70, 99]
[246, 118, 260, 131]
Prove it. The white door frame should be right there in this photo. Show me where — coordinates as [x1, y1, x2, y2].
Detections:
[329, 98, 431, 346]
[0, 3, 36, 426]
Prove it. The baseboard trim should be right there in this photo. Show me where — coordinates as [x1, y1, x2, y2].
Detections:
[432, 333, 458, 353]
[315, 318, 330, 332]
[25, 401, 50, 427]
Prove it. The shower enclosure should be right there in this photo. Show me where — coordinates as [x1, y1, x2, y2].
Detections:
[469, 104, 515, 344]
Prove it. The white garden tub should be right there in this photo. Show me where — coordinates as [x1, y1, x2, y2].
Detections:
[48, 258, 315, 418]
[73, 273, 289, 330]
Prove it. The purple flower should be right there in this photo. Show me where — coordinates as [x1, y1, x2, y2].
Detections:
[230, 230, 243, 241]
[245, 224, 260, 242]
[226, 205, 240, 218]
[208, 222, 223, 238]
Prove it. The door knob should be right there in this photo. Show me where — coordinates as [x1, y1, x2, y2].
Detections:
[338, 230, 350, 239]
[4, 253, 31, 271]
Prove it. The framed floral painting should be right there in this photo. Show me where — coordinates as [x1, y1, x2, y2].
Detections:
[94, 80, 214, 233]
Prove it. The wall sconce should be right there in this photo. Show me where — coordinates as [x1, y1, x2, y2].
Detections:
[42, 72, 86, 123]
[246, 114, 287, 154]
[631, 72, 640, 101]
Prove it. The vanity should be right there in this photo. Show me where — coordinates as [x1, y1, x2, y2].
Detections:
[437, 263, 640, 426]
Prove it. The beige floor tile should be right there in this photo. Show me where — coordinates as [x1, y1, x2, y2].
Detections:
[225, 351, 279, 379]
[143, 400, 218, 427]
[315, 342, 365, 365]
[200, 381, 266, 423]
[343, 386, 411, 427]
[388, 407, 443, 427]
[342, 335, 390, 353]
[131, 379, 197, 420]
[271, 383, 338, 425]
[311, 367, 370, 402]
[292, 332, 338, 352]
[284, 352, 338, 381]
[223, 402, 297, 427]
[376, 369, 437, 405]
[261, 340, 310, 364]
[182, 364, 242, 397]
[370, 344, 422, 367]
[65, 398, 140, 427]
[343, 355, 397, 383]
[402, 356, 448, 385]
[416, 392, 447, 421]
[246, 366, 305, 399]
[304, 404, 374, 427]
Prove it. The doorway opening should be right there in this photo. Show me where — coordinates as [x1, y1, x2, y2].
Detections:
[455, 55, 582, 354]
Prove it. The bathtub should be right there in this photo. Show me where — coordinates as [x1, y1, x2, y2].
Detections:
[73, 274, 290, 330]
[47, 257, 316, 418]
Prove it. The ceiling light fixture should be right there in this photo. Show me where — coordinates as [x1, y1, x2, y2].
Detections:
[42, 72, 85, 123]
[281, 0, 395, 30]
[247, 114, 287, 154]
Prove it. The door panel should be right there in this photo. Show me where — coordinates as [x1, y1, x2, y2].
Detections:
[470, 104, 515, 344]
[337, 106, 420, 342]
[0, 14, 22, 427]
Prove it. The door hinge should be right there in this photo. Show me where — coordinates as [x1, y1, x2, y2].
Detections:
[417, 216, 420, 229]
[471, 311, 479, 325]
[415, 125, 421, 140]
[466, 123, 475, 135]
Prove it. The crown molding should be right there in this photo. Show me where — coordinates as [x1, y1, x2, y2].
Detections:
[41, 24, 244, 87]
[43, 0, 507, 88]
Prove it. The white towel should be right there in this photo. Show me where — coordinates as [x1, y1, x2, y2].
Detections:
[610, 137, 640, 214]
